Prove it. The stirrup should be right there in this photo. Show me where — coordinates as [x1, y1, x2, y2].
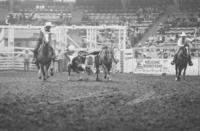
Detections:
[189, 62, 193, 66]
[171, 61, 175, 65]
[32, 58, 37, 64]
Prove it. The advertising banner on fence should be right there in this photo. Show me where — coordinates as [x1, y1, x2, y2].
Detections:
[134, 59, 171, 74]
[132, 58, 200, 76]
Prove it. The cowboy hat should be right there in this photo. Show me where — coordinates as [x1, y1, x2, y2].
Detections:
[180, 32, 187, 37]
[44, 22, 54, 27]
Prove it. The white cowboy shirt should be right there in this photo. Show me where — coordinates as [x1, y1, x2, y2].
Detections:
[40, 28, 53, 44]
[177, 37, 194, 47]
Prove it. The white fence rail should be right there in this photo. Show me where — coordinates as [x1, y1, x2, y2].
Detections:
[0, 52, 37, 71]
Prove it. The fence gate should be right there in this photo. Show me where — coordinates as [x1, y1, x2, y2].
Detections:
[0, 25, 127, 72]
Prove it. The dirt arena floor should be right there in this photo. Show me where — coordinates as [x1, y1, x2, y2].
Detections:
[0, 71, 200, 131]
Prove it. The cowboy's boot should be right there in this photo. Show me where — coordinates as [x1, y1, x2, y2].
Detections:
[52, 50, 56, 61]
[171, 54, 177, 65]
[32, 57, 37, 64]
[188, 55, 193, 66]
[32, 50, 37, 64]
[50, 47, 56, 61]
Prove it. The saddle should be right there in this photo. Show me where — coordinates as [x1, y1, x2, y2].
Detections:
[178, 46, 188, 58]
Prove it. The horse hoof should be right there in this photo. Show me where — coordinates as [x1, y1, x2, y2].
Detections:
[175, 77, 181, 81]
[50, 69, 54, 76]
[67, 77, 70, 81]
[38, 76, 42, 79]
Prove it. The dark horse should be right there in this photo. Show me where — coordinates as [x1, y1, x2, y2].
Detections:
[37, 42, 54, 81]
[94, 47, 118, 81]
[175, 46, 189, 81]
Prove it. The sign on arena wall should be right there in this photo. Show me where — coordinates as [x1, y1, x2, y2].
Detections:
[133, 59, 171, 74]
[127, 58, 200, 76]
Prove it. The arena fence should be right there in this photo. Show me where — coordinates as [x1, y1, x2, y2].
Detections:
[1, 25, 199, 75]
[0, 50, 36, 71]
[0, 25, 127, 72]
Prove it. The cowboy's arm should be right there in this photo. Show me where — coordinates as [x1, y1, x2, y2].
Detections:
[186, 38, 194, 42]
[187, 28, 197, 42]
[34, 31, 43, 53]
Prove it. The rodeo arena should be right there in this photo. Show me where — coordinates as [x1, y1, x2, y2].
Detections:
[1, 0, 200, 130]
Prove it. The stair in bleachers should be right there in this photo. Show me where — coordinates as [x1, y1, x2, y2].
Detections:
[68, 30, 83, 47]
[71, 9, 83, 24]
[139, 4, 177, 44]
[0, 8, 9, 22]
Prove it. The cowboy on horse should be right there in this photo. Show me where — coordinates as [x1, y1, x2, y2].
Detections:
[171, 31, 196, 66]
[32, 22, 56, 64]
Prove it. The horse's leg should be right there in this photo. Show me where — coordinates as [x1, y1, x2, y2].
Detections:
[175, 65, 178, 81]
[41, 65, 46, 81]
[96, 67, 99, 81]
[107, 62, 112, 81]
[95, 64, 100, 81]
[95, 56, 100, 81]
[178, 67, 182, 81]
[46, 62, 51, 79]
[67, 64, 71, 81]
[44, 65, 48, 80]
[183, 66, 187, 80]
[76, 70, 82, 81]
[38, 64, 42, 79]
[102, 64, 108, 80]
[50, 60, 54, 76]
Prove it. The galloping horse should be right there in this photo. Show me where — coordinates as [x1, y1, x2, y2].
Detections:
[175, 46, 189, 81]
[37, 39, 54, 81]
[94, 46, 118, 81]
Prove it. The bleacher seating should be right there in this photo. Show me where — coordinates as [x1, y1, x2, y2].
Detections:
[139, 12, 200, 48]
[2, 0, 172, 49]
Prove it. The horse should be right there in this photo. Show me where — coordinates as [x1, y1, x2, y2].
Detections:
[94, 47, 118, 81]
[66, 51, 93, 80]
[175, 46, 189, 81]
[37, 42, 54, 81]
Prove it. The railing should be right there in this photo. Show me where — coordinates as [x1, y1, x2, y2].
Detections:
[0, 51, 37, 71]
[133, 46, 200, 59]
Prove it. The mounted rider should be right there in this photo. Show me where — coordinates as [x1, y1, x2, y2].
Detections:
[32, 22, 56, 64]
[171, 31, 196, 66]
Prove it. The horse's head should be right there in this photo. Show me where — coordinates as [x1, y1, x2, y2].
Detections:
[176, 46, 189, 67]
[177, 47, 188, 58]
[101, 47, 118, 63]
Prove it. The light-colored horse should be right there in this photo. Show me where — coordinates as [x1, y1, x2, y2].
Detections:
[94, 47, 118, 81]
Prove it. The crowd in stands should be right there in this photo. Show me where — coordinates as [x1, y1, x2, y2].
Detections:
[135, 11, 200, 59]
[138, 12, 200, 48]
[0, 0, 174, 50]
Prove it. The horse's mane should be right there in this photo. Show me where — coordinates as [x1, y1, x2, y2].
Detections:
[177, 47, 187, 58]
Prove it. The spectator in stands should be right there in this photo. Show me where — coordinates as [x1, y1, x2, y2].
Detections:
[23, 49, 31, 72]
[171, 31, 196, 66]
